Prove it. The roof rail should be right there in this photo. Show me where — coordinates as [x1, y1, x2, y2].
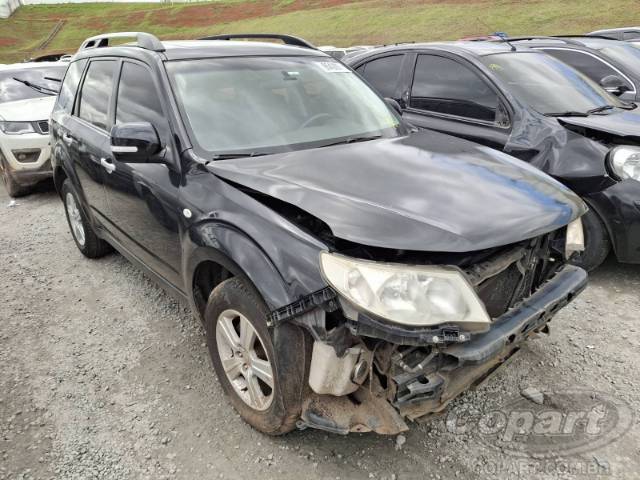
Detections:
[492, 36, 585, 46]
[198, 33, 316, 50]
[79, 32, 165, 52]
[556, 34, 620, 41]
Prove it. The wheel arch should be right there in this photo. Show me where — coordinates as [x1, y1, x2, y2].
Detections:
[185, 223, 296, 322]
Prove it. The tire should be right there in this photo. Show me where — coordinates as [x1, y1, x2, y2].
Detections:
[570, 208, 611, 272]
[0, 157, 30, 197]
[61, 179, 112, 258]
[204, 277, 310, 435]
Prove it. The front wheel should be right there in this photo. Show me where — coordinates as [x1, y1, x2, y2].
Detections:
[61, 179, 112, 258]
[0, 157, 30, 197]
[204, 277, 309, 435]
[570, 208, 611, 272]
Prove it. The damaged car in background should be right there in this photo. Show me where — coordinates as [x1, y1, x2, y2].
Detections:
[51, 32, 588, 436]
[346, 41, 640, 271]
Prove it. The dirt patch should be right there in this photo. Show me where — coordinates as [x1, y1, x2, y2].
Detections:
[0, 37, 17, 47]
[150, 0, 356, 29]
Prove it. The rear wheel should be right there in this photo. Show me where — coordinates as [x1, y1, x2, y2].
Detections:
[0, 157, 29, 197]
[204, 277, 309, 435]
[570, 208, 611, 272]
[61, 179, 112, 258]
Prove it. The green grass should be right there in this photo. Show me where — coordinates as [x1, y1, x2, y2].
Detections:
[1, 0, 639, 63]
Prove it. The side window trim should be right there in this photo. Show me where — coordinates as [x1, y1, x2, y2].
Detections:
[406, 52, 512, 129]
[537, 47, 637, 95]
[74, 58, 120, 134]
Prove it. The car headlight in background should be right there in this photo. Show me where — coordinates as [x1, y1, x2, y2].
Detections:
[0, 121, 36, 135]
[609, 146, 640, 181]
[320, 252, 491, 329]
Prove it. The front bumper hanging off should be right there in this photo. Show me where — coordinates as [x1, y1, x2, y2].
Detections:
[298, 265, 588, 435]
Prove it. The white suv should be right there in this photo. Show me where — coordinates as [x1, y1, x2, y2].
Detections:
[0, 62, 67, 196]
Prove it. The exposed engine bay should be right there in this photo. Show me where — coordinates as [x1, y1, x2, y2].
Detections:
[271, 231, 587, 435]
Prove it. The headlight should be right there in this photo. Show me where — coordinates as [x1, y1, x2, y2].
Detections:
[0, 121, 35, 135]
[320, 252, 491, 328]
[609, 146, 640, 181]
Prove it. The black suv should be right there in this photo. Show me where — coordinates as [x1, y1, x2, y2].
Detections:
[51, 32, 586, 435]
[346, 42, 640, 271]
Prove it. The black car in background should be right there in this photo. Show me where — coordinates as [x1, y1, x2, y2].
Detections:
[346, 42, 640, 270]
[506, 36, 640, 103]
[51, 32, 586, 435]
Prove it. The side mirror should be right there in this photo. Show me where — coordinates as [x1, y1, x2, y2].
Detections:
[385, 97, 403, 115]
[600, 75, 630, 96]
[110, 122, 161, 162]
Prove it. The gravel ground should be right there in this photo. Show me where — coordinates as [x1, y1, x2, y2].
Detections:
[1, 183, 639, 480]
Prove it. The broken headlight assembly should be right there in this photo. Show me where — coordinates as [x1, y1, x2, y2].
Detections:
[319, 252, 491, 328]
[609, 146, 640, 181]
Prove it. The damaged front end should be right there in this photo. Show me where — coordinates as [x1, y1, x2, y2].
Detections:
[270, 229, 587, 435]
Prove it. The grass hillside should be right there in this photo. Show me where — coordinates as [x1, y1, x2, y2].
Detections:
[1, 0, 639, 63]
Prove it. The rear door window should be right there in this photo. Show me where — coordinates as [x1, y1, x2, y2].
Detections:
[78, 60, 117, 131]
[540, 48, 633, 90]
[410, 54, 498, 122]
[357, 54, 404, 98]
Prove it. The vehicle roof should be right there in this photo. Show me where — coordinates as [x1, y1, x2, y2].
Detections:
[76, 39, 328, 61]
[510, 36, 628, 50]
[344, 41, 536, 63]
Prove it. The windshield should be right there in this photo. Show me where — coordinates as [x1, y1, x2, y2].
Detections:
[480, 52, 625, 115]
[166, 56, 401, 156]
[599, 43, 640, 79]
[0, 65, 67, 103]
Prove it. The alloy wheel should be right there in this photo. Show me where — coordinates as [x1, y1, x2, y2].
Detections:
[65, 192, 86, 246]
[215, 309, 274, 411]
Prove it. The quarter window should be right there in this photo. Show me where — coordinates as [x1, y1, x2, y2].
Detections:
[78, 60, 117, 131]
[116, 62, 167, 137]
[56, 59, 86, 113]
[540, 49, 632, 90]
[358, 55, 403, 98]
[410, 54, 498, 122]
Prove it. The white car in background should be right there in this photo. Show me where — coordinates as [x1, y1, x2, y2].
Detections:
[0, 62, 67, 197]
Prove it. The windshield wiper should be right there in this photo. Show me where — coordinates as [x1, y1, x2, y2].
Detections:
[12, 77, 58, 96]
[211, 152, 268, 161]
[544, 111, 589, 117]
[321, 134, 382, 148]
[587, 105, 616, 114]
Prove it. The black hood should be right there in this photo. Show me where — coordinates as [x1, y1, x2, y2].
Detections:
[558, 109, 640, 142]
[207, 130, 586, 252]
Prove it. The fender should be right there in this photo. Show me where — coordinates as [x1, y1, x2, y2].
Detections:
[184, 222, 309, 316]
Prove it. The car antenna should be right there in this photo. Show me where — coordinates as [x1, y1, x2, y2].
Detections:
[475, 18, 516, 51]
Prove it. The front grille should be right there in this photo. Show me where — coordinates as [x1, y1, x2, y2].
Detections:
[35, 120, 49, 135]
[474, 232, 564, 319]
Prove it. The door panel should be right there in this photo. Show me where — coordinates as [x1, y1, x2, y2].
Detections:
[69, 59, 119, 220]
[101, 61, 183, 289]
[403, 53, 511, 150]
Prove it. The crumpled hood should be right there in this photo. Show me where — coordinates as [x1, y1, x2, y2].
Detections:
[207, 130, 586, 252]
[0, 96, 55, 122]
[558, 109, 640, 141]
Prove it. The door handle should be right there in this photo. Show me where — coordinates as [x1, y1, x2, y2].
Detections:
[62, 132, 75, 145]
[100, 157, 116, 174]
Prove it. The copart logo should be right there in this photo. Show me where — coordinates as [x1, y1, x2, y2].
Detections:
[445, 390, 633, 457]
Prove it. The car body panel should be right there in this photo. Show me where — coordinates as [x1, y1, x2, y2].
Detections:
[207, 130, 585, 252]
